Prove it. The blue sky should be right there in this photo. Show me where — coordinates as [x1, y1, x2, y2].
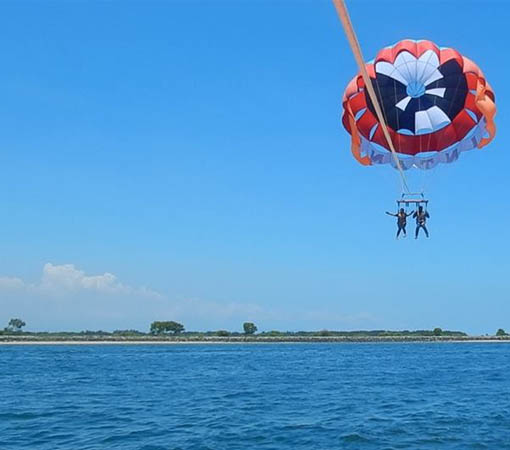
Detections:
[0, 0, 508, 334]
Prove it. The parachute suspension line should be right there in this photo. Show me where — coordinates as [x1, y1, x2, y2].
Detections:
[420, 163, 431, 198]
[332, 0, 410, 194]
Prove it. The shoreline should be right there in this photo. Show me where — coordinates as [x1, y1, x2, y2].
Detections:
[1, 336, 509, 345]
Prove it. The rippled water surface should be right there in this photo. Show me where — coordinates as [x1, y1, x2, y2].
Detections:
[2, 343, 510, 449]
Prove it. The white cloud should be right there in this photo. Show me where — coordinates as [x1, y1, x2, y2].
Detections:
[40, 263, 130, 294]
[0, 276, 25, 290]
[0, 263, 378, 332]
[0, 262, 162, 299]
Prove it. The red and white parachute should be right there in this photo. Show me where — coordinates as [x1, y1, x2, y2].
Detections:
[342, 39, 496, 170]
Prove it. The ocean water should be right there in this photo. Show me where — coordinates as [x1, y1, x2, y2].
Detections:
[1, 343, 510, 449]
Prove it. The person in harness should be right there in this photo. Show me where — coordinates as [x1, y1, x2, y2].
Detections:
[413, 205, 430, 239]
[386, 208, 413, 239]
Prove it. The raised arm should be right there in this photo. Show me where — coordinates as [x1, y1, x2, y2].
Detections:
[386, 211, 397, 216]
[406, 211, 415, 217]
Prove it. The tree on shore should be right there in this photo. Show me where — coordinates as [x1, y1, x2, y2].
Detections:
[433, 327, 443, 336]
[496, 328, 507, 336]
[6, 318, 26, 333]
[243, 322, 257, 335]
[150, 321, 184, 335]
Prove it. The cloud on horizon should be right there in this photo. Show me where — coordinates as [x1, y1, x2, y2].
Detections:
[0, 263, 271, 331]
[0, 263, 379, 332]
[0, 263, 162, 298]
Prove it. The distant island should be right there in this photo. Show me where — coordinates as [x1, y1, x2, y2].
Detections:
[1, 319, 510, 343]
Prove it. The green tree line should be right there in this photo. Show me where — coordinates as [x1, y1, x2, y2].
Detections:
[2, 317, 510, 338]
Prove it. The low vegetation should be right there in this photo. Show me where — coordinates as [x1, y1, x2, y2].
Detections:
[2, 318, 509, 342]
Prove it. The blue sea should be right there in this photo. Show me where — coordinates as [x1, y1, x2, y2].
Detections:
[2, 343, 510, 449]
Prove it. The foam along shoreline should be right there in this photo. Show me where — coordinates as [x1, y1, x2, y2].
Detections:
[1, 336, 510, 345]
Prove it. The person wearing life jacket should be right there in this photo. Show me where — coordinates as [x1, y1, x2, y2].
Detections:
[413, 205, 430, 239]
[386, 208, 413, 239]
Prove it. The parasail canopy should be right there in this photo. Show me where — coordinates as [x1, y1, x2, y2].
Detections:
[342, 39, 496, 170]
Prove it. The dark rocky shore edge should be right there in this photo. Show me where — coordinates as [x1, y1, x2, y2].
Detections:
[1, 335, 510, 344]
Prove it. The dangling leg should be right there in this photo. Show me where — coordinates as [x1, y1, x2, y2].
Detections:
[402, 225, 407, 237]
[396, 227, 402, 239]
[423, 225, 429, 238]
[415, 225, 421, 239]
